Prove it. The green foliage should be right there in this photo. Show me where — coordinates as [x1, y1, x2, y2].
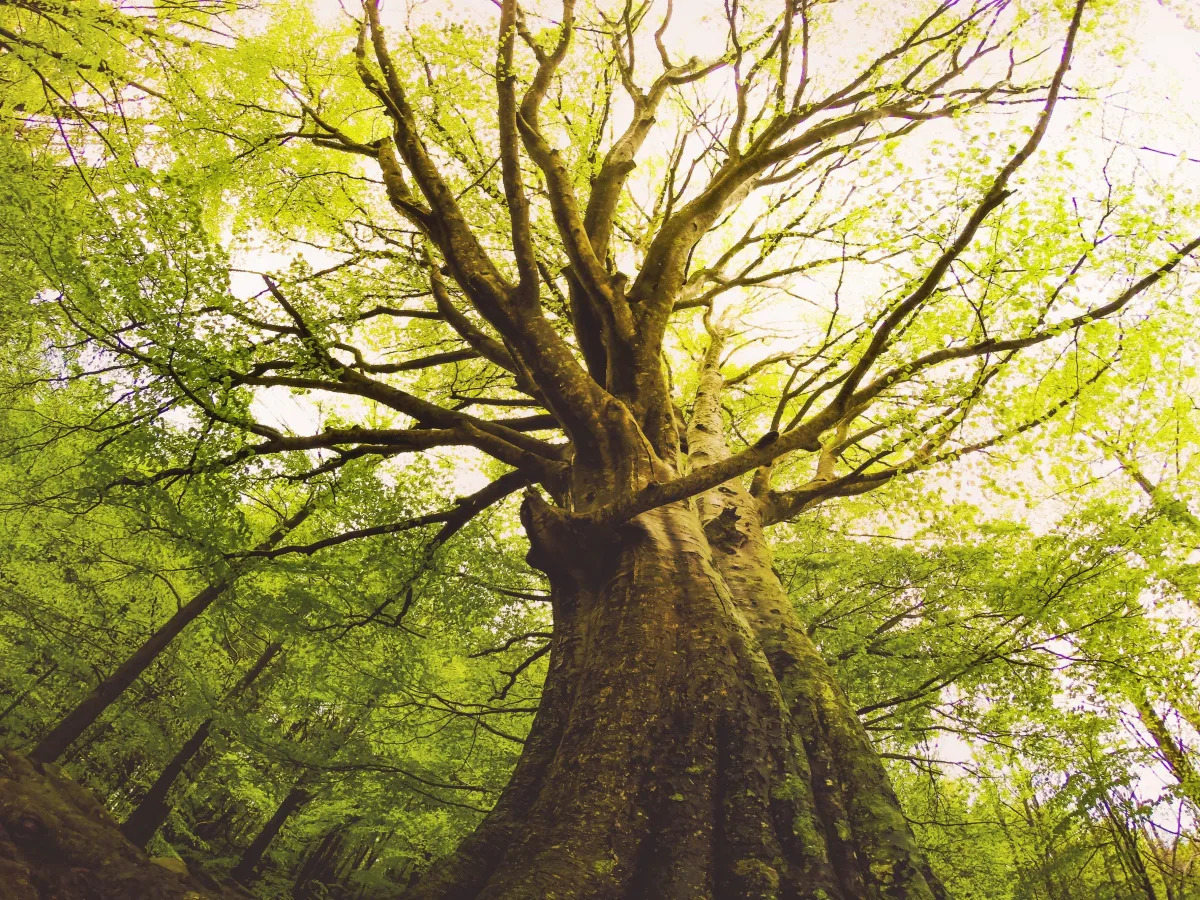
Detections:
[1, 0, 1198, 895]
[778, 493, 1200, 897]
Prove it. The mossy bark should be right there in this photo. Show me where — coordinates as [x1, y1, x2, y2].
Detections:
[0, 751, 243, 899]
[403, 395, 945, 898]
[699, 466, 945, 898]
[685, 340, 944, 897]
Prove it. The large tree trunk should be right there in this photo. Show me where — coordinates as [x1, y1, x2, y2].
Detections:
[403, 336, 944, 898]
[700, 482, 945, 897]
[406, 498, 943, 896]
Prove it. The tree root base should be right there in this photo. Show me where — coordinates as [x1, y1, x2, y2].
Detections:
[0, 750, 246, 899]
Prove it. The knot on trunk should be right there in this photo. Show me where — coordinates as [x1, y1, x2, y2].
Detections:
[702, 506, 747, 551]
[519, 490, 614, 581]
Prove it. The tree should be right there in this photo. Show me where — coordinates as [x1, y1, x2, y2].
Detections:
[120, 639, 284, 848]
[5, 0, 1200, 896]
[28, 504, 311, 765]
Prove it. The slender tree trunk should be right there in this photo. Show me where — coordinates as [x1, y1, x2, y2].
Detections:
[231, 780, 311, 884]
[1102, 795, 1159, 900]
[1131, 691, 1200, 811]
[123, 717, 214, 845]
[29, 508, 308, 764]
[232, 709, 368, 885]
[1144, 826, 1178, 900]
[993, 796, 1049, 900]
[404, 351, 945, 898]
[29, 580, 235, 764]
[120, 641, 283, 847]
[293, 826, 343, 896]
[1021, 792, 1067, 900]
[294, 817, 361, 899]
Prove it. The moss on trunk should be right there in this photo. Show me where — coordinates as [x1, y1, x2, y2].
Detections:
[405, 489, 944, 899]
[0, 750, 245, 899]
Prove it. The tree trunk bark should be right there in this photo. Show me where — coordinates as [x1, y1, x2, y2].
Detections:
[700, 471, 945, 897]
[30, 508, 308, 764]
[405, 495, 944, 897]
[401, 343, 944, 898]
[231, 781, 311, 884]
[120, 641, 283, 847]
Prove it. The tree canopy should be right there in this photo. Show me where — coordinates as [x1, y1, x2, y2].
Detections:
[2, 0, 1200, 897]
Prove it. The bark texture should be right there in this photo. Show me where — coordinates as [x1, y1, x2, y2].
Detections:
[689, 337, 945, 897]
[403, 372, 945, 898]
[0, 750, 244, 899]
